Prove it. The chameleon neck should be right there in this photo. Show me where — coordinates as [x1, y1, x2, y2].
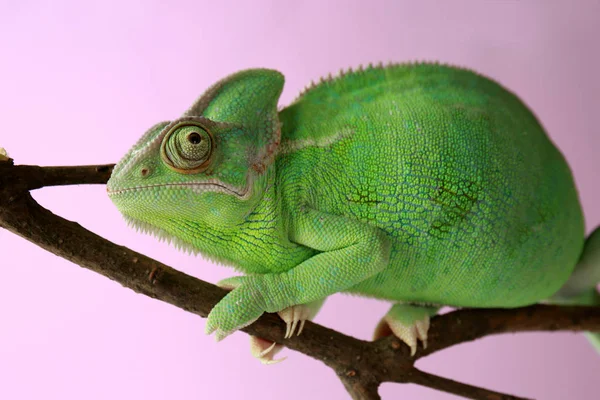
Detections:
[179, 165, 301, 274]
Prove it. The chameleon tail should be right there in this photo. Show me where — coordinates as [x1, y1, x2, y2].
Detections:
[585, 298, 600, 353]
[549, 226, 600, 353]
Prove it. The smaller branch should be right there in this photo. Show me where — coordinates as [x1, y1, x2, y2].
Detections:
[0, 162, 114, 191]
[409, 369, 532, 400]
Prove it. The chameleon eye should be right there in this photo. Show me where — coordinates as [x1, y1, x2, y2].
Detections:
[187, 132, 202, 144]
[161, 123, 214, 174]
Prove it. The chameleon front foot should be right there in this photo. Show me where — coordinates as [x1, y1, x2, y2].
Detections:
[279, 303, 312, 338]
[215, 276, 326, 363]
[373, 304, 439, 356]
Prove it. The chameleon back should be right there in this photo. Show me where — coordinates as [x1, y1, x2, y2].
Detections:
[277, 63, 584, 307]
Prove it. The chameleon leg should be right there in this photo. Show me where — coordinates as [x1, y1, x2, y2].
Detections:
[217, 277, 325, 364]
[548, 226, 600, 354]
[205, 208, 391, 340]
[373, 304, 440, 356]
[250, 298, 326, 364]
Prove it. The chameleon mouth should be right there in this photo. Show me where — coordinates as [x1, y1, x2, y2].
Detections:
[106, 181, 249, 198]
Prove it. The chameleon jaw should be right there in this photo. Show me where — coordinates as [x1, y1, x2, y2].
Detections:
[106, 180, 250, 199]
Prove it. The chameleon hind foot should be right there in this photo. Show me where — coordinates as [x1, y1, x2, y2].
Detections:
[250, 336, 286, 365]
[373, 304, 439, 356]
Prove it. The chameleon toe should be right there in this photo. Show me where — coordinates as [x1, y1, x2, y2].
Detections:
[385, 315, 429, 356]
[415, 318, 430, 349]
[278, 300, 324, 339]
[250, 336, 286, 365]
[373, 304, 439, 356]
[278, 303, 314, 339]
[297, 319, 307, 336]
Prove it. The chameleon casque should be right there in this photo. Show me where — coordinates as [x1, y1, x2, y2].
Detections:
[107, 63, 600, 363]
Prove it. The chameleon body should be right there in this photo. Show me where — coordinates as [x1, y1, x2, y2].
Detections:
[107, 63, 600, 359]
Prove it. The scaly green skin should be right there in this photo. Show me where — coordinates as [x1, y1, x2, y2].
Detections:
[107, 63, 599, 348]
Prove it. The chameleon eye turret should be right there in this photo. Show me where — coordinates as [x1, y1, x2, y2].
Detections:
[160, 121, 213, 174]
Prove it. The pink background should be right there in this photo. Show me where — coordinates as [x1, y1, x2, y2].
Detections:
[1, 1, 599, 399]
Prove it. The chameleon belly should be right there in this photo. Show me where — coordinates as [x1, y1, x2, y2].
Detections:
[277, 63, 584, 307]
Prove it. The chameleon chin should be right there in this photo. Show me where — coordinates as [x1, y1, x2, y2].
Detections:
[107, 63, 600, 363]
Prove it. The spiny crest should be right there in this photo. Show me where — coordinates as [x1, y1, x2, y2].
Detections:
[123, 215, 200, 256]
[121, 215, 236, 268]
[291, 60, 471, 103]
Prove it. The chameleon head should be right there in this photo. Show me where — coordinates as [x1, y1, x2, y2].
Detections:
[106, 69, 284, 238]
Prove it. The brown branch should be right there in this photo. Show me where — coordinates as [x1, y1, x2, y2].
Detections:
[416, 305, 600, 358]
[1, 159, 599, 400]
[409, 369, 532, 400]
[2, 160, 115, 190]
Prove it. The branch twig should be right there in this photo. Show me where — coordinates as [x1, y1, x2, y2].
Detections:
[409, 369, 532, 400]
[1, 160, 599, 400]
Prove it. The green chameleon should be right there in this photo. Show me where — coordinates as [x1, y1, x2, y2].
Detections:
[107, 63, 600, 363]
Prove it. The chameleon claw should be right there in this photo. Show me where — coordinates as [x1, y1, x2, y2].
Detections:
[374, 306, 436, 357]
[279, 304, 312, 339]
[284, 318, 292, 338]
[298, 319, 306, 336]
[258, 341, 277, 357]
[262, 357, 287, 365]
[415, 319, 430, 349]
[289, 317, 299, 339]
[250, 336, 286, 365]
[385, 322, 419, 356]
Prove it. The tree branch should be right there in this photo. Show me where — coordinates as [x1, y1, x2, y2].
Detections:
[3, 160, 115, 190]
[1, 159, 599, 400]
[409, 369, 532, 400]
[416, 305, 600, 358]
